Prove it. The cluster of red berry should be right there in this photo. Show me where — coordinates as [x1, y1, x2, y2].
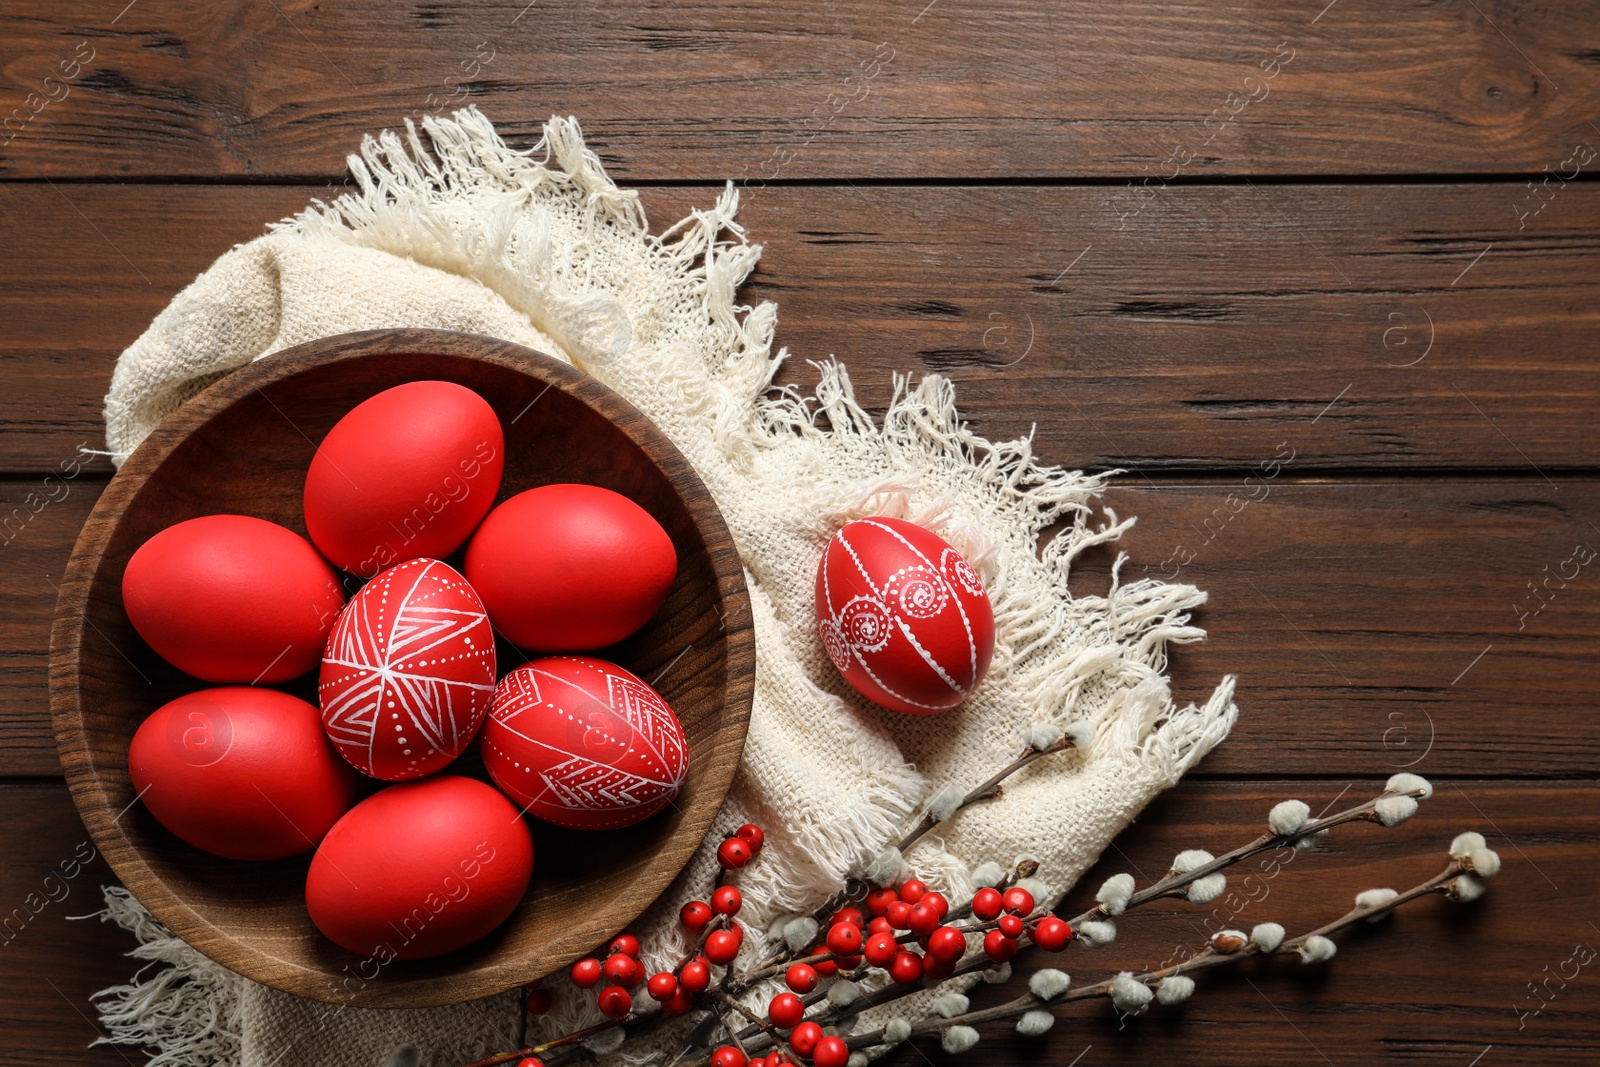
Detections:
[969, 884, 1073, 957]
[712, 1031, 847, 1067]
[559, 824, 766, 1026]
[520, 826, 1075, 1067]
[700, 879, 1072, 1067]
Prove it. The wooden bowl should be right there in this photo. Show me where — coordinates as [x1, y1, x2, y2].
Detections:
[51, 329, 754, 1007]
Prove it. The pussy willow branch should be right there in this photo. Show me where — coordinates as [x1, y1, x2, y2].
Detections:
[839, 859, 1465, 1050]
[725, 782, 1436, 1058]
[897, 736, 1077, 855]
[470, 754, 1424, 1067]
[1068, 781, 1434, 927]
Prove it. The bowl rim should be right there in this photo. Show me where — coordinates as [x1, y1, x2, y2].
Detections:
[50, 328, 755, 1006]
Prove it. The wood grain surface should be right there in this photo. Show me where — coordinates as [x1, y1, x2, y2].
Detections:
[1, 1, 1597, 181]
[1, 0, 1596, 1063]
[5, 182, 1600, 474]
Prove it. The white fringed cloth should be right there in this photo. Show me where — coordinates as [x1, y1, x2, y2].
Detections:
[90, 109, 1236, 1067]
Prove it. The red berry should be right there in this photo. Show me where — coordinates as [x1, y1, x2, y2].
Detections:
[647, 972, 678, 1001]
[664, 987, 694, 1015]
[705, 929, 740, 965]
[922, 891, 949, 918]
[516, 1059, 544, 1067]
[885, 900, 912, 929]
[748, 1059, 767, 1067]
[809, 946, 838, 976]
[769, 1056, 790, 1067]
[983, 929, 1018, 962]
[597, 985, 632, 1018]
[826, 921, 863, 956]
[923, 955, 955, 982]
[680, 900, 713, 933]
[712, 1047, 748, 1067]
[603, 953, 641, 987]
[830, 906, 865, 927]
[524, 987, 553, 1014]
[889, 949, 924, 984]
[865, 887, 899, 916]
[680, 959, 711, 993]
[718, 837, 752, 869]
[790, 1020, 823, 1056]
[1032, 915, 1072, 951]
[786, 962, 819, 994]
[1002, 887, 1035, 915]
[863, 930, 899, 967]
[906, 902, 940, 936]
[813, 1037, 849, 1067]
[570, 957, 602, 988]
[997, 913, 1025, 938]
[768, 991, 805, 1029]
[868, 916, 893, 934]
[970, 887, 1003, 920]
[898, 879, 928, 904]
[927, 926, 966, 964]
[836, 953, 862, 970]
[712, 886, 744, 916]
[609, 933, 641, 957]
[735, 824, 765, 853]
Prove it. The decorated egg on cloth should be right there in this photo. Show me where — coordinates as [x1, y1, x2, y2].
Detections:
[305, 776, 534, 960]
[481, 656, 689, 830]
[464, 483, 676, 651]
[121, 514, 345, 683]
[303, 380, 504, 578]
[319, 558, 496, 780]
[129, 687, 358, 860]
[815, 516, 995, 715]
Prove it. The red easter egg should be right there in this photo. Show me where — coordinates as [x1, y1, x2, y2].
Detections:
[122, 514, 345, 683]
[305, 776, 534, 959]
[815, 517, 995, 714]
[129, 687, 358, 860]
[464, 484, 676, 651]
[480, 656, 689, 830]
[304, 381, 504, 578]
[319, 558, 496, 780]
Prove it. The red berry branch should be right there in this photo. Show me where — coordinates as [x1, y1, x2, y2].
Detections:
[462, 754, 1494, 1067]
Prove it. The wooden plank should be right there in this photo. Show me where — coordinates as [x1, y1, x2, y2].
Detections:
[5, 476, 1595, 778]
[0, 783, 138, 1067]
[3, 182, 1600, 476]
[2, 779, 1592, 1066]
[1, 2, 1597, 181]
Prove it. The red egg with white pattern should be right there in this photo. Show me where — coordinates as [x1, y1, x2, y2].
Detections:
[318, 558, 496, 780]
[480, 657, 689, 830]
[815, 517, 994, 714]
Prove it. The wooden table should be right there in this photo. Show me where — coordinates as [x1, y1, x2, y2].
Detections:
[2, 2, 1596, 1064]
